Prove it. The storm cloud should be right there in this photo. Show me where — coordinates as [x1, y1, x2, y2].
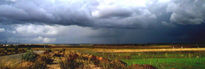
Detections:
[0, 0, 205, 43]
[0, 0, 204, 27]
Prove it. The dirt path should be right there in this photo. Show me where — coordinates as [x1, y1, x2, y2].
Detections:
[0, 51, 44, 66]
[0, 53, 24, 68]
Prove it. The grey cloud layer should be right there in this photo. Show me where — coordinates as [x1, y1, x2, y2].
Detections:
[0, 0, 205, 28]
[0, 24, 103, 43]
[0, 0, 205, 44]
[1, 23, 205, 44]
[168, 0, 205, 24]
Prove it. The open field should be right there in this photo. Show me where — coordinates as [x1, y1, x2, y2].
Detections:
[72, 48, 205, 52]
[0, 44, 205, 69]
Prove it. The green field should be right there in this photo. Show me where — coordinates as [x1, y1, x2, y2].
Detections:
[123, 57, 205, 69]
[89, 51, 205, 69]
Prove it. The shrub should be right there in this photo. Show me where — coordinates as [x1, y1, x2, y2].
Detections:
[45, 48, 52, 53]
[59, 58, 78, 69]
[22, 50, 38, 62]
[59, 55, 82, 69]
[39, 55, 54, 64]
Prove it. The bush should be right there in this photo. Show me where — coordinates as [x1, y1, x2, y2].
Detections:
[59, 58, 78, 69]
[45, 48, 52, 53]
[22, 50, 38, 62]
[39, 55, 54, 64]
[59, 55, 82, 69]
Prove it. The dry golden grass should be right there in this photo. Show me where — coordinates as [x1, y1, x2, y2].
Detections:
[60, 48, 205, 53]
[88, 48, 205, 53]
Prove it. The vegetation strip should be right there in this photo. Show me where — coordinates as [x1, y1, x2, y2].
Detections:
[93, 48, 205, 52]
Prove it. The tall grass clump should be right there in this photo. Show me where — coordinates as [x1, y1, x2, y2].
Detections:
[59, 54, 82, 69]
[21, 50, 38, 62]
[39, 54, 54, 64]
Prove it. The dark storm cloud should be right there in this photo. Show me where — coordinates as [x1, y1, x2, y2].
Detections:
[0, 0, 205, 44]
[0, 0, 204, 28]
[168, 0, 205, 24]
[92, 24, 205, 44]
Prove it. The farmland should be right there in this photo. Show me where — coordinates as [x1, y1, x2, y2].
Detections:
[0, 44, 205, 69]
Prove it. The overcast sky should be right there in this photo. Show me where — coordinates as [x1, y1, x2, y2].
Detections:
[0, 0, 205, 44]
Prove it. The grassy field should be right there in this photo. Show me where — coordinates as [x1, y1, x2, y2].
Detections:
[69, 49, 205, 69]
[123, 58, 205, 69]
[0, 44, 205, 69]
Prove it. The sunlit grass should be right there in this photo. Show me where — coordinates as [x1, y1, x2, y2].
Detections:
[122, 57, 205, 69]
